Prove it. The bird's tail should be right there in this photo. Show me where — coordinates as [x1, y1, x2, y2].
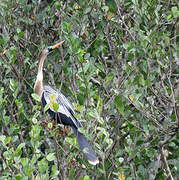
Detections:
[72, 126, 99, 165]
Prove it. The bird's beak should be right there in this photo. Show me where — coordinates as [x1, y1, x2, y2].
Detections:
[51, 40, 65, 50]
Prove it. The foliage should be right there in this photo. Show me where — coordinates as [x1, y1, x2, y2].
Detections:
[0, 0, 178, 179]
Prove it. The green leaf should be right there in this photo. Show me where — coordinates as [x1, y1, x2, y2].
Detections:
[55, 1, 61, 9]
[38, 158, 48, 173]
[30, 125, 42, 139]
[32, 117, 37, 124]
[16, 27, 21, 34]
[84, 175, 91, 180]
[102, 6, 109, 12]
[78, 176, 91, 180]
[51, 165, 59, 176]
[139, 75, 145, 86]
[46, 153, 55, 161]
[21, 158, 29, 167]
[51, 101, 59, 112]
[34, 111, 40, 118]
[145, 79, 151, 87]
[136, 140, 144, 146]
[50, 93, 57, 100]
[0, 38, 5, 45]
[14, 143, 26, 157]
[167, 13, 172, 20]
[69, 167, 75, 180]
[4, 136, 11, 145]
[89, 110, 104, 124]
[84, 7, 91, 14]
[15, 174, 23, 180]
[105, 73, 114, 83]
[48, 122, 53, 129]
[18, 31, 24, 38]
[77, 93, 85, 105]
[97, 127, 109, 137]
[84, 53, 90, 59]
[65, 137, 76, 146]
[61, 21, 72, 34]
[119, 157, 124, 163]
[157, 59, 167, 69]
[17, 142, 26, 150]
[114, 95, 125, 116]
[31, 93, 41, 102]
[0, 135, 6, 144]
[171, 6, 179, 18]
[14, 35, 19, 41]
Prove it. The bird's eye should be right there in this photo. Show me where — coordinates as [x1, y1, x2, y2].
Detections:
[48, 46, 53, 52]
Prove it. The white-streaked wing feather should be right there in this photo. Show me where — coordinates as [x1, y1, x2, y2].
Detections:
[56, 92, 75, 114]
[43, 85, 80, 128]
[44, 93, 72, 117]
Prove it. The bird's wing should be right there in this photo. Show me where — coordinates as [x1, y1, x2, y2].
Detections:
[57, 91, 75, 114]
[43, 85, 81, 128]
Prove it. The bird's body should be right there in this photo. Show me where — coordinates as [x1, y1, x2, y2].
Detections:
[42, 85, 80, 127]
[34, 41, 99, 165]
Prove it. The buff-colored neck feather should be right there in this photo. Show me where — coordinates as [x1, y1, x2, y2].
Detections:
[34, 52, 48, 98]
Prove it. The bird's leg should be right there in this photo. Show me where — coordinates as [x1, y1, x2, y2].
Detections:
[41, 119, 56, 130]
[58, 126, 69, 138]
[64, 126, 69, 135]
[42, 120, 48, 127]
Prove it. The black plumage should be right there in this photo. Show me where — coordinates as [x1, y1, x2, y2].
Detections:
[41, 85, 99, 165]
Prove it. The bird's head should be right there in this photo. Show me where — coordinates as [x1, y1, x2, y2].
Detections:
[41, 40, 65, 56]
[47, 40, 65, 53]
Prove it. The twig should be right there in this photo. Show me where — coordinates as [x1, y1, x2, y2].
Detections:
[102, 158, 107, 180]
[123, 116, 146, 133]
[133, 164, 138, 180]
[0, 150, 14, 176]
[54, 136, 62, 180]
[159, 142, 174, 180]
[49, 72, 55, 86]
[0, 53, 34, 108]
[6, 98, 28, 156]
[59, 41, 65, 91]
[167, 74, 179, 127]
[77, 56, 89, 117]
[148, 154, 161, 180]
[114, 0, 135, 41]
[104, 94, 115, 109]
[128, 98, 163, 129]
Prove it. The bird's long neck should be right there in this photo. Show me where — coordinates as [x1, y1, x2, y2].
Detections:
[34, 54, 47, 98]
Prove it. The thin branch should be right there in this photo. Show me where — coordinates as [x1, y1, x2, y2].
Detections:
[54, 136, 63, 179]
[0, 150, 14, 176]
[159, 143, 174, 180]
[133, 164, 138, 180]
[114, 0, 135, 41]
[0, 53, 34, 108]
[6, 98, 28, 156]
[167, 75, 179, 127]
[77, 56, 89, 118]
[128, 98, 163, 129]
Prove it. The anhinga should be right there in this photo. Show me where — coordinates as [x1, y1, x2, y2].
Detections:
[34, 41, 99, 165]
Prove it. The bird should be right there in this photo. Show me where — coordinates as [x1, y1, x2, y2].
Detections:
[34, 41, 99, 165]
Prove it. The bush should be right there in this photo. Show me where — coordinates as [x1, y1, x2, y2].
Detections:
[0, 0, 178, 179]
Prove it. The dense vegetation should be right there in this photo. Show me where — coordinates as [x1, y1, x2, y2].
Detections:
[0, 0, 178, 179]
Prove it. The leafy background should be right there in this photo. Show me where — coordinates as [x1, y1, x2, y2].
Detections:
[0, 0, 178, 179]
